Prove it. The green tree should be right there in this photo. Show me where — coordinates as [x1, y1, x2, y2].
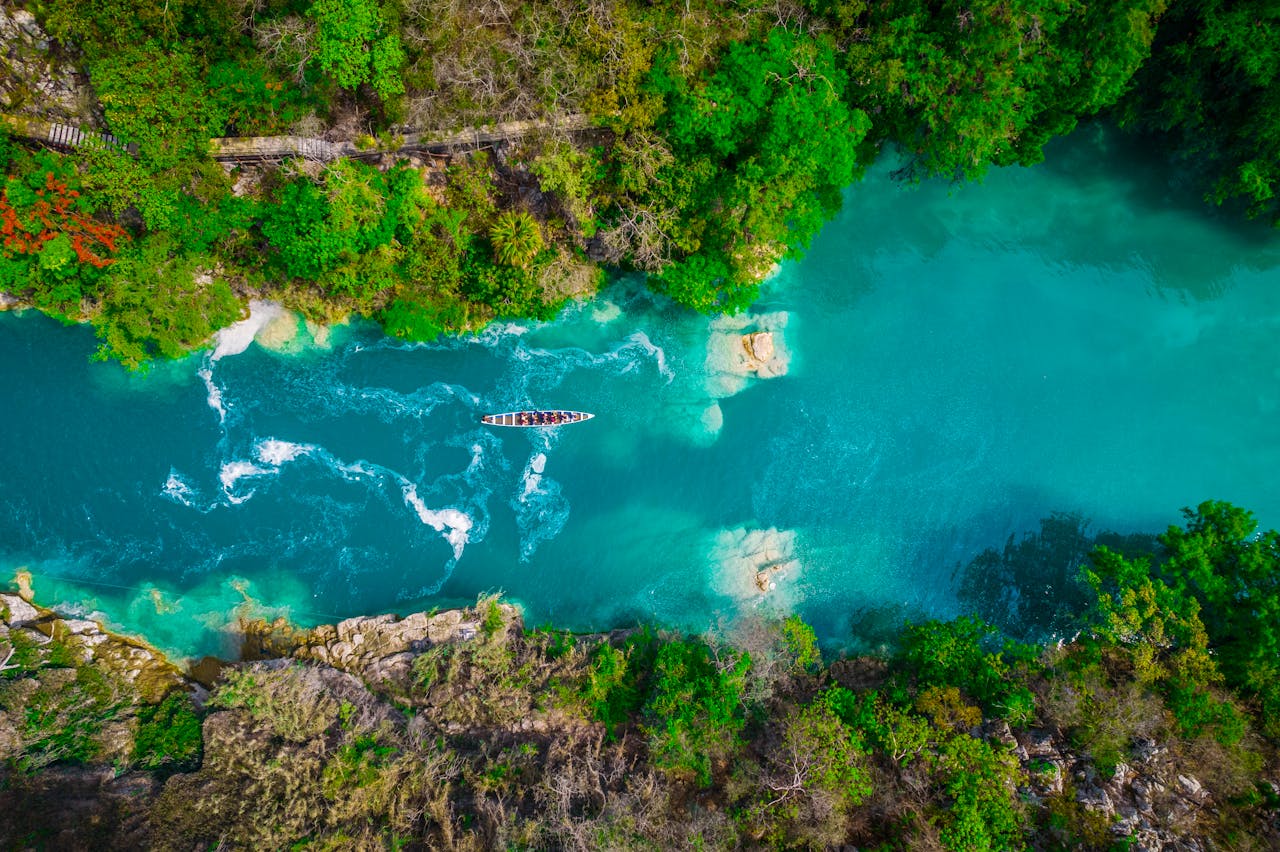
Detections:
[1156, 503, 1280, 732]
[89, 42, 226, 172]
[1121, 0, 1280, 224]
[931, 731, 1025, 851]
[746, 703, 872, 847]
[308, 0, 406, 102]
[643, 637, 750, 786]
[92, 236, 241, 368]
[643, 29, 871, 308]
[488, 211, 544, 268]
[895, 616, 1038, 724]
[841, 0, 1166, 179]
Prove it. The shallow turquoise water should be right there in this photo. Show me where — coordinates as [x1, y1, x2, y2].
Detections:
[3, 125, 1279, 657]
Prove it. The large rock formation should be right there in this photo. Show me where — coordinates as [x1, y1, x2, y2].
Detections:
[1, 593, 188, 703]
[991, 721, 1221, 851]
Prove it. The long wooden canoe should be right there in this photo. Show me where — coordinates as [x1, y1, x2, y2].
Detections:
[481, 410, 595, 427]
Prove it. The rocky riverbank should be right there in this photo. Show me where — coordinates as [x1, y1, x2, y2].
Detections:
[2, 588, 1277, 849]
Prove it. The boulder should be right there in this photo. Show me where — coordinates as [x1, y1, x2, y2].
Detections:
[744, 331, 774, 363]
[1, 594, 40, 627]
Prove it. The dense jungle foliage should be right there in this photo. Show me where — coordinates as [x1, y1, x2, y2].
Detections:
[2, 500, 1279, 848]
[0, 0, 1276, 365]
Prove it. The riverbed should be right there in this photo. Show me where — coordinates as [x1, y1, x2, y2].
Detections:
[3, 125, 1278, 657]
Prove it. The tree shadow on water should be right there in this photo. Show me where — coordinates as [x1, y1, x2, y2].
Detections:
[954, 512, 1159, 643]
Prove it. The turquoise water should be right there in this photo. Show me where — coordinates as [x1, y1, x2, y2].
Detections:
[3, 125, 1279, 657]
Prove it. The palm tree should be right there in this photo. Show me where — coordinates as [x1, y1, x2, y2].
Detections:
[489, 211, 543, 268]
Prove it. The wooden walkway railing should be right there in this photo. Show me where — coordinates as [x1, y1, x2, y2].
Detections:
[2, 112, 595, 165]
[206, 114, 595, 163]
[1, 114, 130, 154]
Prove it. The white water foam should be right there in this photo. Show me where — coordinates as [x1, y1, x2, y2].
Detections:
[511, 450, 569, 561]
[621, 331, 675, 382]
[401, 482, 473, 560]
[218, 460, 275, 504]
[161, 470, 198, 508]
[198, 300, 288, 427]
[254, 438, 316, 466]
[345, 381, 477, 423]
[198, 366, 227, 424]
[521, 452, 547, 498]
[469, 321, 532, 347]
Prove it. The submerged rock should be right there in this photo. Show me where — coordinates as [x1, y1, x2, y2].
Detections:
[711, 527, 801, 609]
[704, 311, 791, 396]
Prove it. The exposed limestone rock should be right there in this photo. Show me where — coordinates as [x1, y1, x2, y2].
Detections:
[238, 606, 498, 691]
[744, 331, 774, 364]
[0, 9, 96, 125]
[2, 593, 40, 627]
[1008, 726, 1217, 849]
[704, 311, 791, 402]
[1, 593, 188, 702]
[0, 708, 18, 759]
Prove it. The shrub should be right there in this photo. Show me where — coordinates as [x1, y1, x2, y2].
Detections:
[214, 665, 339, 742]
[895, 616, 1040, 724]
[781, 614, 822, 674]
[643, 638, 749, 786]
[931, 732, 1025, 851]
[133, 690, 203, 771]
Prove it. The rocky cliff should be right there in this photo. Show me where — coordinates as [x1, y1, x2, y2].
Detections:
[0, 7, 96, 127]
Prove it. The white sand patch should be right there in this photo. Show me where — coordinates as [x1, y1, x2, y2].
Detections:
[211, 300, 286, 361]
[305, 319, 342, 349]
[700, 402, 724, 435]
[255, 310, 304, 352]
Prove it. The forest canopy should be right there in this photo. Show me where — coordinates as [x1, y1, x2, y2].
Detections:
[1, 0, 1276, 365]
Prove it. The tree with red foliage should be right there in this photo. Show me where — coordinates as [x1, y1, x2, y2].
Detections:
[0, 170, 127, 269]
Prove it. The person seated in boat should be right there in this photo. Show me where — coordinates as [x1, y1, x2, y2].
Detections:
[520, 412, 529, 425]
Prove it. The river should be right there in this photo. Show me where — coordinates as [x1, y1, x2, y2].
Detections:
[3, 125, 1278, 657]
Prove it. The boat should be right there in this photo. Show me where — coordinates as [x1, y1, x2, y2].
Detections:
[482, 410, 595, 427]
